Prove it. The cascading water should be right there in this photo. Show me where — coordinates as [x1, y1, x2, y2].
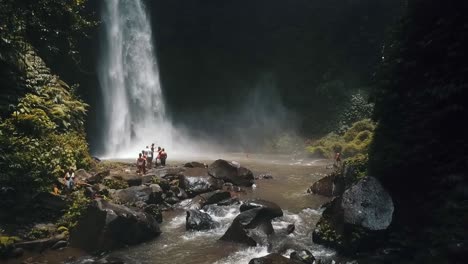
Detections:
[99, 0, 172, 158]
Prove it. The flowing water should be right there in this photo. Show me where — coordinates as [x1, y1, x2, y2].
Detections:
[99, 0, 173, 157]
[87, 154, 334, 264]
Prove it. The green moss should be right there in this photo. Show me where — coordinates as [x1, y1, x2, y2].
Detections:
[57, 191, 91, 230]
[306, 133, 345, 158]
[26, 227, 51, 240]
[343, 119, 375, 142]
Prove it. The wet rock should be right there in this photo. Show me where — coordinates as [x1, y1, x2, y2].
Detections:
[51, 240, 68, 250]
[171, 186, 188, 200]
[240, 199, 283, 219]
[255, 174, 273, 180]
[286, 224, 295, 234]
[341, 176, 394, 230]
[307, 173, 344, 197]
[220, 205, 278, 246]
[70, 199, 161, 252]
[178, 168, 224, 197]
[249, 253, 297, 264]
[86, 170, 110, 185]
[216, 197, 240, 206]
[144, 204, 163, 223]
[312, 177, 394, 255]
[208, 159, 255, 186]
[111, 185, 163, 205]
[290, 250, 315, 264]
[158, 179, 172, 192]
[165, 196, 180, 205]
[190, 190, 232, 209]
[184, 162, 207, 168]
[186, 209, 217, 230]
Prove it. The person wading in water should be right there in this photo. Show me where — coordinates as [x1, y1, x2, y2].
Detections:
[137, 153, 146, 175]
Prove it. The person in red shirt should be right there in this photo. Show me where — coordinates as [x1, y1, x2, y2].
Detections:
[160, 148, 167, 166]
[137, 153, 146, 175]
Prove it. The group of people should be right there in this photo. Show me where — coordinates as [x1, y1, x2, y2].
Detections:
[137, 143, 168, 175]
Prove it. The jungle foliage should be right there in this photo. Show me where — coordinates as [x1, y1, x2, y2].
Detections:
[306, 119, 375, 160]
[0, 0, 97, 60]
[0, 83, 92, 193]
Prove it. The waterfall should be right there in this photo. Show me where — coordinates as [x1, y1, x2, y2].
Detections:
[99, 0, 172, 157]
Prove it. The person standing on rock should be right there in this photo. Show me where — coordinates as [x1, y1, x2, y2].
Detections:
[160, 148, 167, 166]
[148, 143, 155, 168]
[137, 153, 146, 175]
[334, 152, 342, 168]
[155, 146, 162, 167]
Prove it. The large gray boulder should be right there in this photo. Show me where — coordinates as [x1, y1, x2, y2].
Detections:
[208, 159, 254, 186]
[240, 199, 283, 219]
[307, 173, 345, 197]
[178, 168, 223, 197]
[341, 176, 394, 230]
[186, 210, 217, 231]
[110, 185, 163, 205]
[312, 176, 394, 255]
[70, 199, 161, 252]
[220, 200, 283, 246]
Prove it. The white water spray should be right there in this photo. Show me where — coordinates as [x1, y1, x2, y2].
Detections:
[99, 0, 174, 158]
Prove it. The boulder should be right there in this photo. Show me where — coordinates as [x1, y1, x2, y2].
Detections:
[220, 206, 278, 246]
[341, 176, 394, 230]
[51, 240, 68, 250]
[186, 210, 217, 231]
[255, 174, 274, 180]
[312, 177, 394, 255]
[144, 204, 163, 223]
[249, 253, 297, 264]
[184, 162, 207, 168]
[307, 174, 344, 197]
[171, 186, 188, 200]
[178, 168, 224, 197]
[290, 250, 315, 264]
[70, 199, 161, 252]
[120, 174, 142, 187]
[87, 170, 110, 185]
[74, 169, 92, 182]
[190, 190, 232, 209]
[208, 159, 255, 186]
[240, 199, 283, 219]
[111, 185, 163, 205]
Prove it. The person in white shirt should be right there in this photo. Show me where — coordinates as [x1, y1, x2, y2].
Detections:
[64, 168, 75, 190]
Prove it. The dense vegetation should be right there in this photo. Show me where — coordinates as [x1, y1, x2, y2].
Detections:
[0, 0, 96, 194]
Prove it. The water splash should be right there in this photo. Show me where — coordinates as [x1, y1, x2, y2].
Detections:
[99, 0, 173, 158]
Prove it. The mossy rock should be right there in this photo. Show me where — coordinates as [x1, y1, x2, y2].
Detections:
[343, 119, 375, 142]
